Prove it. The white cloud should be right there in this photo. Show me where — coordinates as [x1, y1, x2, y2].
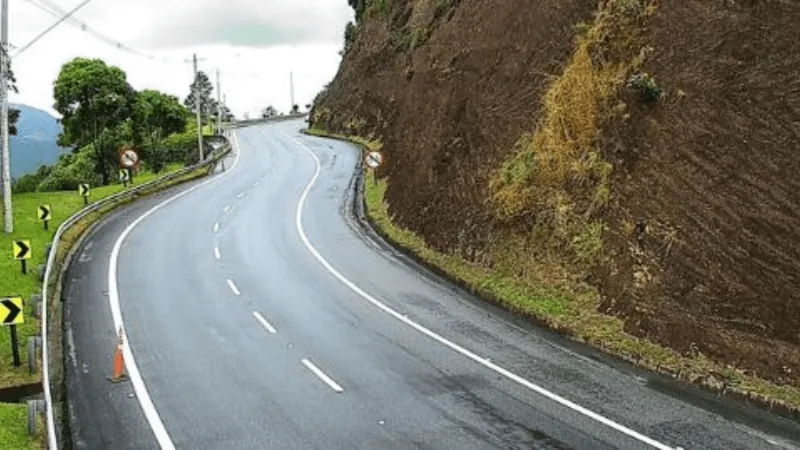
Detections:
[8, 0, 353, 119]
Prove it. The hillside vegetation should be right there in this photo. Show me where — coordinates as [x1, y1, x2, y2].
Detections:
[311, 0, 800, 409]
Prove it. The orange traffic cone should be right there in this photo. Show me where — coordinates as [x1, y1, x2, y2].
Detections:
[108, 329, 127, 383]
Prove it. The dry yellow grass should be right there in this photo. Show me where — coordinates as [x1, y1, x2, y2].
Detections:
[492, 0, 654, 239]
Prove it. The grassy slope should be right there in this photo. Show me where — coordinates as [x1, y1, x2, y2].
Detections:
[0, 164, 181, 449]
[306, 127, 800, 415]
[0, 403, 35, 449]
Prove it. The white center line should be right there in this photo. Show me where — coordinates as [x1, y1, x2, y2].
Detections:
[213, 222, 220, 233]
[301, 358, 344, 393]
[252, 311, 277, 334]
[223, 204, 231, 213]
[226, 279, 241, 296]
[214, 247, 221, 260]
[289, 135, 677, 450]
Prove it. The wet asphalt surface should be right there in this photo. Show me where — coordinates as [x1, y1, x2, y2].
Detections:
[63, 120, 800, 449]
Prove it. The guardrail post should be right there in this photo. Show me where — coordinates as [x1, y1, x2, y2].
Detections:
[30, 293, 41, 319]
[27, 399, 44, 436]
[28, 335, 41, 374]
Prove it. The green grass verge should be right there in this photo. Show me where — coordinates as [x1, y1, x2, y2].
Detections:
[0, 163, 182, 388]
[0, 162, 200, 448]
[0, 403, 37, 449]
[307, 127, 800, 416]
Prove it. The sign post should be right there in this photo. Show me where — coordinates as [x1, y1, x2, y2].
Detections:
[119, 147, 140, 186]
[78, 184, 91, 205]
[1, 297, 24, 367]
[12, 240, 31, 274]
[365, 151, 383, 186]
[119, 169, 130, 188]
[38, 204, 51, 231]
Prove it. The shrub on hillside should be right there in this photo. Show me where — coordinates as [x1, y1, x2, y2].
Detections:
[12, 165, 52, 194]
[163, 129, 200, 165]
[627, 73, 663, 104]
[37, 146, 97, 191]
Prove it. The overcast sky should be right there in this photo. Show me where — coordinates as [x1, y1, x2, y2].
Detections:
[9, 0, 353, 118]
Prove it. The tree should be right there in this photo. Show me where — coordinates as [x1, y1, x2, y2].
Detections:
[344, 21, 358, 54]
[221, 105, 234, 121]
[6, 62, 19, 136]
[291, 104, 300, 114]
[184, 70, 214, 122]
[262, 105, 277, 119]
[348, 0, 367, 23]
[132, 89, 187, 172]
[53, 57, 137, 184]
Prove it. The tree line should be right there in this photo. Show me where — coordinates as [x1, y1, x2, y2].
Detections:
[13, 57, 234, 194]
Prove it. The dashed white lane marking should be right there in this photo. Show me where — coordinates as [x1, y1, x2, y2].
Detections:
[253, 311, 277, 334]
[301, 358, 344, 393]
[288, 134, 678, 450]
[108, 130, 242, 450]
[226, 279, 241, 296]
[214, 246, 221, 260]
[214, 222, 220, 233]
[223, 204, 231, 213]
[237, 192, 245, 199]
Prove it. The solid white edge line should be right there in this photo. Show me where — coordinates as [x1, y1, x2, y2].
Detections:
[226, 279, 241, 296]
[214, 246, 221, 260]
[252, 311, 277, 334]
[301, 358, 344, 393]
[288, 134, 678, 450]
[108, 131, 242, 450]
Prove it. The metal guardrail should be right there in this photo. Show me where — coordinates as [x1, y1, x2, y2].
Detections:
[40, 132, 234, 449]
[228, 113, 308, 128]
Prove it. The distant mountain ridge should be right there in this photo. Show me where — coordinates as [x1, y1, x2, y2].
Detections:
[9, 103, 68, 178]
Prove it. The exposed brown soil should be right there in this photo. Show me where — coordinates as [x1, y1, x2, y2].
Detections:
[313, 0, 800, 389]
[599, 0, 800, 386]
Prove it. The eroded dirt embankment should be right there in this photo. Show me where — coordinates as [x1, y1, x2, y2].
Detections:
[312, 0, 800, 399]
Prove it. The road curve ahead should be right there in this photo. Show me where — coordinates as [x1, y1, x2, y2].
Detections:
[64, 120, 800, 450]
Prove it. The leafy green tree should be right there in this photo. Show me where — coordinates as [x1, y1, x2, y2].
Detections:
[344, 21, 358, 54]
[4, 54, 19, 135]
[53, 57, 136, 184]
[348, 0, 367, 22]
[262, 105, 277, 118]
[184, 70, 215, 123]
[133, 89, 187, 172]
[291, 104, 300, 114]
[220, 104, 234, 121]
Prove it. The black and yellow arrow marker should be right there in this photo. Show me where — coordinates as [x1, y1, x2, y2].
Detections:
[12, 240, 31, 274]
[38, 204, 52, 230]
[13, 240, 30, 260]
[1, 297, 24, 367]
[79, 183, 91, 205]
[1, 298, 23, 326]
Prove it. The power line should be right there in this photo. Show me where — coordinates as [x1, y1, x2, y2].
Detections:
[17, 0, 188, 64]
[14, 0, 96, 57]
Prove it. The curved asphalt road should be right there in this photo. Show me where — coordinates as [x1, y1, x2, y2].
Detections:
[64, 120, 800, 450]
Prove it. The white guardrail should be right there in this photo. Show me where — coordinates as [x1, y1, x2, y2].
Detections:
[40, 132, 234, 449]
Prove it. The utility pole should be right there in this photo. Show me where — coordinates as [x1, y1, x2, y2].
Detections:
[193, 53, 204, 161]
[290, 71, 295, 113]
[1, 0, 12, 233]
[216, 69, 222, 134]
